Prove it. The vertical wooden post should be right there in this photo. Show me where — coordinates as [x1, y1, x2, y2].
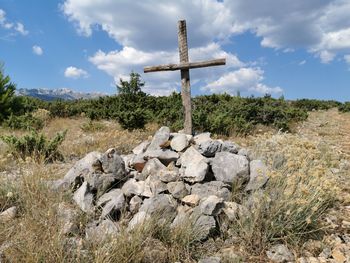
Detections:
[178, 20, 192, 135]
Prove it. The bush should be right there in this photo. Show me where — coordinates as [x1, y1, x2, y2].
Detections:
[117, 108, 147, 130]
[0, 130, 67, 163]
[0, 66, 16, 123]
[3, 113, 44, 130]
[291, 99, 341, 111]
[338, 102, 350, 112]
[80, 120, 107, 132]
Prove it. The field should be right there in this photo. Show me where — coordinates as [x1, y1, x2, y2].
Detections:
[0, 107, 349, 262]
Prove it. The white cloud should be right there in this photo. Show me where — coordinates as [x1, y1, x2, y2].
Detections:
[64, 66, 88, 79]
[203, 68, 282, 95]
[32, 45, 43, 55]
[344, 54, 350, 64]
[0, 9, 28, 35]
[299, 60, 306, 65]
[318, 50, 336, 64]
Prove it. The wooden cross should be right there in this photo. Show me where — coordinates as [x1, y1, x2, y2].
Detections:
[144, 20, 226, 135]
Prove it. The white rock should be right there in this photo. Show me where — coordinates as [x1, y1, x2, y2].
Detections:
[170, 134, 189, 152]
[121, 178, 145, 197]
[147, 126, 170, 151]
[193, 132, 212, 145]
[245, 160, 269, 191]
[266, 244, 294, 263]
[0, 206, 17, 222]
[132, 140, 150, 155]
[73, 182, 94, 213]
[182, 194, 200, 206]
[200, 195, 224, 216]
[181, 159, 209, 183]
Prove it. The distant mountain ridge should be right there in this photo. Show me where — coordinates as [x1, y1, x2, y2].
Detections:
[16, 88, 106, 101]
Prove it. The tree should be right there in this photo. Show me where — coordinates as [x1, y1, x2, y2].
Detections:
[116, 72, 145, 95]
[0, 65, 16, 122]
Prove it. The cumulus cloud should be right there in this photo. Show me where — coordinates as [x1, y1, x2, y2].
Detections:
[344, 54, 350, 64]
[64, 66, 88, 79]
[0, 9, 28, 35]
[203, 68, 282, 95]
[32, 45, 43, 55]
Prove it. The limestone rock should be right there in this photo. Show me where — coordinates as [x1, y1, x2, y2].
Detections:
[139, 194, 177, 218]
[73, 182, 94, 213]
[147, 126, 170, 151]
[181, 159, 209, 183]
[191, 208, 216, 240]
[127, 211, 150, 230]
[176, 146, 206, 168]
[191, 181, 231, 201]
[266, 244, 294, 263]
[200, 195, 224, 216]
[198, 256, 221, 263]
[182, 194, 200, 206]
[130, 154, 147, 172]
[142, 158, 166, 179]
[144, 175, 167, 196]
[144, 149, 179, 166]
[245, 160, 269, 191]
[121, 178, 145, 197]
[132, 140, 150, 155]
[129, 195, 142, 213]
[211, 152, 249, 185]
[100, 148, 126, 178]
[198, 140, 222, 157]
[57, 203, 79, 235]
[170, 133, 189, 152]
[221, 141, 240, 154]
[167, 181, 189, 199]
[193, 132, 212, 145]
[0, 206, 17, 222]
[85, 219, 119, 243]
[97, 189, 125, 219]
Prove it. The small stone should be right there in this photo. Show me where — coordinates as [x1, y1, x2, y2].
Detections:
[100, 148, 126, 179]
[97, 189, 125, 219]
[121, 178, 145, 197]
[193, 132, 212, 145]
[132, 140, 150, 155]
[167, 181, 189, 199]
[221, 141, 240, 154]
[245, 160, 269, 191]
[144, 150, 179, 166]
[182, 194, 200, 206]
[0, 206, 17, 222]
[198, 140, 222, 157]
[85, 219, 119, 243]
[266, 244, 294, 263]
[222, 202, 242, 221]
[158, 168, 179, 183]
[170, 134, 189, 152]
[73, 182, 94, 213]
[181, 159, 209, 183]
[144, 175, 167, 196]
[190, 208, 216, 240]
[191, 181, 231, 201]
[129, 195, 143, 213]
[147, 126, 170, 151]
[200, 195, 224, 216]
[142, 158, 166, 179]
[176, 146, 206, 168]
[130, 154, 147, 172]
[127, 211, 150, 231]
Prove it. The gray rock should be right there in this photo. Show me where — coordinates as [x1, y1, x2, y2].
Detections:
[198, 256, 221, 263]
[176, 146, 206, 168]
[130, 154, 147, 172]
[121, 154, 134, 171]
[127, 211, 150, 230]
[147, 126, 170, 151]
[181, 194, 200, 206]
[132, 140, 150, 155]
[221, 141, 240, 154]
[129, 195, 143, 213]
[85, 219, 119, 243]
[0, 206, 17, 222]
[181, 159, 209, 183]
[222, 202, 242, 221]
[266, 244, 294, 263]
[200, 195, 224, 216]
[144, 150, 179, 166]
[142, 158, 166, 179]
[193, 132, 212, 145]
[167, 181, 189, 199]
[73, 182, 94, 213]
[170, 134, 189, 152]
[190, 207, 216, 240]
[84, 172, 119, 198]
[211, 152, 249, 185]
[237, 148, 249, 158]
[191, 181, 231, 201]
[144, 175, 168, 196]
[121, 178, 145, 197]
[158, 167, 179, 183]
[100, 148, 126, 179]
[139, 194, 177, 218]
[63, 151, 102, 185]
[198, 140, 222, 157]
[97, 189, 125, 219]
[245, 160, 269, 191]
[57, 203, 79, 235]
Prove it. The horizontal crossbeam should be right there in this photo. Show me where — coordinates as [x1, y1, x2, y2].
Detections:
[144, 58, 226, 73]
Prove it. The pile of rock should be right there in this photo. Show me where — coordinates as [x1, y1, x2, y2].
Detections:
[54, 126, 268, 242]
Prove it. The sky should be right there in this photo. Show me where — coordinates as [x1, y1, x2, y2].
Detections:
[0, 0, 350, 101]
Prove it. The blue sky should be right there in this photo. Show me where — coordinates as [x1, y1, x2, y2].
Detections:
[0, 0, 350, 101]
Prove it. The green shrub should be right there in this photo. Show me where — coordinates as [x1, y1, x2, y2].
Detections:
[338, 102, 350, 112]
[3, 113, 44, 130]
[117, 108, 147, 130]
[80, 120, 107, 132]
[292, 99, 341, 111]
[0, 130, 67, 163]
[0, 66, 16, 123]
